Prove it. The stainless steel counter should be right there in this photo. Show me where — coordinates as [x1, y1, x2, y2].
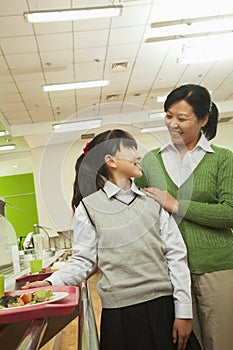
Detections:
[3, 249, 65, 292]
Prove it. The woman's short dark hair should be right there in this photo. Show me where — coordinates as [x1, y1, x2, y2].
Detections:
[164, 84, 219, 140]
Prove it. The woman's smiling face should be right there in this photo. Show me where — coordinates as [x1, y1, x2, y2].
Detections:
[165, 100, 208, 151]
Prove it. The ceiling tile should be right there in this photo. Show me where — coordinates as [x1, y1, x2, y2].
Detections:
[22, 92, 51, 109]
[1, 102, 27, 112]
[0, 70, 14, 83]
[4, 110, 31, 123]
[53, 106, 77, 121]
[74, 30, 109, 49]
[73, 18, 110, 32]
[74, 62, 104, 81]
[112, 4, 151, 27]
[12, 71, 45, 83]
[0, 16, 33, 37]
[5, 52, 41, 69]
[37, 33, 73, 51]
[0, 0, 28, 15]
[29, 108, 54, 122]
[0, 93, 22, 104]
[107, 43, 140, 61]
[49, 91, 76, 106]
[44, 67, 74, 83]
[40, 50, 73, 66]
[0, 82, 19, 94]
[16, 80, 45, 93]
[109, 26, 145, 45]
[0, 56, 8, 70]
[1, 36, 37, 54]
[75, 47, 106, 63]
[34, 22, 72, 35]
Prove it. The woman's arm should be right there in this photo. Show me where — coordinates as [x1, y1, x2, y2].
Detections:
[144, 148, 233, 229]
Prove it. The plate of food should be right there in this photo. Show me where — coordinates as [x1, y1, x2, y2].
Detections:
[0, 289, 68, 310]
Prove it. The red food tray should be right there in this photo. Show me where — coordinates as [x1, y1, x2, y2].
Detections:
[0, 286, 79, 325]
[16, 271, 53, 283]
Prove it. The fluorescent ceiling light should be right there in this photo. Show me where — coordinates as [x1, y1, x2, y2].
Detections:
[156, 95, 167, 103]
[53, 119, 102, 133]
[24, 5, 123, 23]
[43, 80, 109, 92]
[0, 130, 9, 137]
[148, 112, 165, 119]
[146, 13, 233, 42]
[141, 126, 167, 133]
[0, 144, 15, 151]
[178, 38, 233, 63]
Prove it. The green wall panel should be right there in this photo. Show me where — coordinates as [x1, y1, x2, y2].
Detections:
[0, 173, 38, 245]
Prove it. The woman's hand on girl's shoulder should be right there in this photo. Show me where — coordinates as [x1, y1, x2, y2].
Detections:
[144, 187, 178, 213]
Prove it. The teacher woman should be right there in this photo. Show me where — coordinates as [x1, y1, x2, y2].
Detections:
[135, 84, 233, 350]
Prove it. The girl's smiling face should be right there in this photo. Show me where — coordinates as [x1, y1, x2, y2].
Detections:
[165, 100, 208, 151]
[113, 144, 142, 180]
[105, 142, 142, 188]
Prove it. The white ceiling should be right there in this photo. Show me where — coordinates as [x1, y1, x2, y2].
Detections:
[0, 0, 233, 176]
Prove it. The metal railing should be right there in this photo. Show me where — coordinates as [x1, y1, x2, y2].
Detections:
[16, 318, 48, 350]
[78, 281, 100, 350]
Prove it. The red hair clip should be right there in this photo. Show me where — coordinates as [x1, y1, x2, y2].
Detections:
[83, 141, 91, 155]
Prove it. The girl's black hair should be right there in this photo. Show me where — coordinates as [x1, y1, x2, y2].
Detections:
[71, 129, 137, 212]
[164, 84, 219, 140]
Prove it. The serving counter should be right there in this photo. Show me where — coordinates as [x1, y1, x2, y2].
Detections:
[0, 249, 80, 350]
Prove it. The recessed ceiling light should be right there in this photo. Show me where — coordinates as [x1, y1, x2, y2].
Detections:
[148, 112, 165, 119]
[0, 144, 15, 151]
[146, 13, 233, 42]
[43, 80, 109, 92]
[53, 119, 102, 133]
[141, 126, 167, 133]
[0, 130, 9, 137]
[24, 5, 123, 23]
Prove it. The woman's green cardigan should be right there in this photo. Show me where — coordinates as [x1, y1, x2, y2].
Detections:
[135, 145, 233, 274]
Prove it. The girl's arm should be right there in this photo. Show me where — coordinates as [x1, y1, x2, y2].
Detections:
[22, 203, 98, 289]
[159, 208, 192, 319]
[160, 209, 192, 350]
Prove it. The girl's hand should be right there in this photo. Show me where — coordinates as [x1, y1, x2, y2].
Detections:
[172, 318, 192, 350]
[21, 280, 51, 290]
[144, 187, 178, 213]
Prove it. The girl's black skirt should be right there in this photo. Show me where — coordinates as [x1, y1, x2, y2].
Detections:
[100, 295, 201, 350]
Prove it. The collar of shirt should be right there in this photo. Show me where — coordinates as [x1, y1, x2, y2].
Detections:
[159, 133, 215, 155]
[103, 180, 145, 200]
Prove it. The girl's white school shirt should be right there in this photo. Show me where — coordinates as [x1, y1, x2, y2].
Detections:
[47, 180, 192, 319]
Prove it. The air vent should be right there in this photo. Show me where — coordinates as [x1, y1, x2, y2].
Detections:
[81, 133, 95, 140]
[219, 117, 233, 123]
[110, 61, 128, 71]
[106, 93, 120, 101]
